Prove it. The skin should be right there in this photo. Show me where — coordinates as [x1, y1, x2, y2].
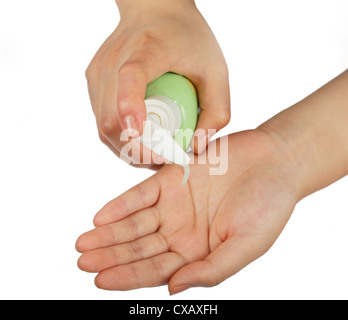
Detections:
[76, 130, 297, 293]
[85, 0, 230, 168]
[76, 70, 348, 294]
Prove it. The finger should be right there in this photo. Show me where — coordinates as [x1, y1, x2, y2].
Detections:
[191, 69, 230, 154]
[93, 44, 129, 147]
[77, 231, 169, 272]
[94, 252, 186, 290]
[117, 51, 168, 135]
[93, 174, 161, 227]
[97, 73, 123, 149]
[98, 129, 122, 157]
[85, 60, 105, 117]
[75, 206, 160, 253]
[168, 235, 267, 294]
[99, 126, 165, 170]
[86, 75, 98, 116]
[117, 136, 167, 168]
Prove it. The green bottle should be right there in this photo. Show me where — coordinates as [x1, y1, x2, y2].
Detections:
[144, 72, 198, 151]
[136, 72, 198, 184]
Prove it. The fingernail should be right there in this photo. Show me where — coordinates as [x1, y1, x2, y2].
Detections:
[198, 134, 208, 154]
[170, 284, 191, 295]
[124, 115, 139, 138]
[153, 154, 167, 165]
[124, 115, 135, 130]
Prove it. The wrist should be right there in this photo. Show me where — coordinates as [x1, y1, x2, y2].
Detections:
[115, 0, 196, 17]
[257, 115, 315, 201]
[258, 101, 348, 200]
[258, 70, 348, 200]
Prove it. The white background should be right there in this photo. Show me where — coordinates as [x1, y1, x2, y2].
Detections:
[0, 0, 347, 300]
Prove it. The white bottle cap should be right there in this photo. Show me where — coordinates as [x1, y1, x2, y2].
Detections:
[137, 96, 190, 167]
[144, 96, 182, 136]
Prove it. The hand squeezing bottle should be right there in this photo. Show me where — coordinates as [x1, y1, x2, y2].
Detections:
[138, 72, 199, 184]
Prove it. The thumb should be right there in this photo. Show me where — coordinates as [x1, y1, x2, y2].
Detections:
[117, 52, 168, 136]
[191, 71, 230, 154]
[168, 236, 264, 295]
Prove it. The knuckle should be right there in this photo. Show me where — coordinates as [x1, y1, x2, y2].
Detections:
[84, 63, 92, 79]
[102, 48, 121, 70]
[85, 66, 92, 80]
[130, 241, 144, 260]
[213, 60, 229, 79]
[116, 95, 131, 111]
[201, 261, 220, 287]
[130, 29, 158, 49]
[137, 30, 156, 46]
[128, 216, 140, 238]
[156, 231, 169, 250]
[219, 63, 229, 78]
[85, 61, 97, 80]
[118, 60, 143, 78]
[150, 257, 165, 282]
[216, 108, 231, 127]
[99, 118, 118, 137]
[98, 131, 109, 145]
[136, 184, 150, 207]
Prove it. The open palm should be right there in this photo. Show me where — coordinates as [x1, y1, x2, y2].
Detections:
[76, 130, 298, 294]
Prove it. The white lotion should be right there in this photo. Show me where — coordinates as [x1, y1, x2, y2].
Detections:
[181, 165, 190, 185]
[137, 97, 192, 184]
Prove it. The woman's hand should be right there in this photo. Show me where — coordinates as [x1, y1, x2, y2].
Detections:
[76, 129, 299, 293]
[85, 0, 230, 168]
